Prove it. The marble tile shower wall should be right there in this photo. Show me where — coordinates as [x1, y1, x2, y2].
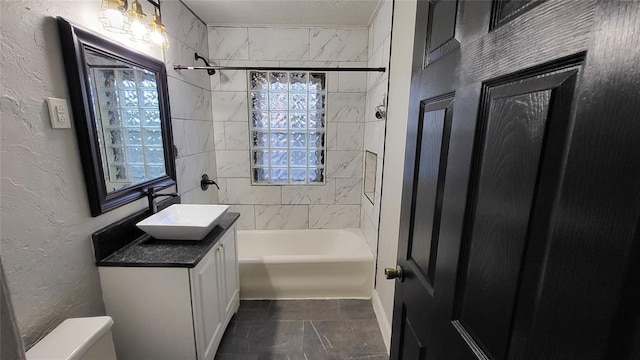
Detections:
[162, 2, 218, 205]
[208, 26, 368, 230]
[362, 0, 393, 255]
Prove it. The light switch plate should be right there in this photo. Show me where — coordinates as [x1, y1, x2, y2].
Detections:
[46, 97, 72, 129]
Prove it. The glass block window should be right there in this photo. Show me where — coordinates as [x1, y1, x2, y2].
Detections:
[89, 67, 165, 185]
[249, 71, 326, 184]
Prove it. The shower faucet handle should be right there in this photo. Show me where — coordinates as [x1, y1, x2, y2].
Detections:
[201, 174, 220, 191]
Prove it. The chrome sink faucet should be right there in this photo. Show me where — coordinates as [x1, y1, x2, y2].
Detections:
[146, 187, 180, 213]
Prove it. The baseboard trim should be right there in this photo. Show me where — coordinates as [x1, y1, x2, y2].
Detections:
[371, 289, 392, 354]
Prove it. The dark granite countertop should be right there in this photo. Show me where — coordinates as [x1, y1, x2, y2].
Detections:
[92, 201, 240, 268]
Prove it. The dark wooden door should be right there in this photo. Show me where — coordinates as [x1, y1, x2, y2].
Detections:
[390, 0, 640, 359]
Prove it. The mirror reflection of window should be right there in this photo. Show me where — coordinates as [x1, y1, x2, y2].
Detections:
[85, 47, 166, 192]
[364, 150, 377, 204]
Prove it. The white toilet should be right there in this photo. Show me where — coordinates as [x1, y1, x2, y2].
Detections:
[26, 316, 117, 360]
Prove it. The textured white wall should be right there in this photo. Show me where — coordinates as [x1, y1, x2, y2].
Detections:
[208, 25, 368, 230]
[372, 0, 418, 350]
[0, 0, 214, 348]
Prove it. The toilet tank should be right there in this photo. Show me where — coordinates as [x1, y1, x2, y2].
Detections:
[26, 316, 117, 360]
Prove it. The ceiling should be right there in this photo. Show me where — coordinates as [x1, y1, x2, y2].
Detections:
[181, 0, 382, 27]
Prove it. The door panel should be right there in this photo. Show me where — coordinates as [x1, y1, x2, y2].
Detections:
[489, 0, 542, 29]
[393, 93, 458, 358]
[457, 88, 552, 360]
[425, 0, 460, 65]
[399, 306, 428, 360]
[453, 67, 580, 360]
[407, 96, 454, 289]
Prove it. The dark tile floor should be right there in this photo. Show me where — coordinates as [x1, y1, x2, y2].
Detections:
[215, 300, 388, 360]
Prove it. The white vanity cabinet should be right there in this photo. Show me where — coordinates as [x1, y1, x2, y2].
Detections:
[190, 226, 239, 360]
[98, 225, 239, 360]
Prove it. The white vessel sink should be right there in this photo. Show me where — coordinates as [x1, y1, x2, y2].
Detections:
[136, 204, 230, 240]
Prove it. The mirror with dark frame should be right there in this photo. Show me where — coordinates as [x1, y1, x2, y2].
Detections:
[57, 17, 176, 217]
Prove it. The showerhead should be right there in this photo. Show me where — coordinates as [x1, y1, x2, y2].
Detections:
[194, 52, 215, 75]
[375, 104, 386, 120]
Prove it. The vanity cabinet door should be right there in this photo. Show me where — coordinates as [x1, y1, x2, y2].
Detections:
[190, 245, 223, 360]
[221, 226, 239, 316]
[216, 239, 227, 321]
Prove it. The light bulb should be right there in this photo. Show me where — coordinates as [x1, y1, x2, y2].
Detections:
[149, 29, 164, 44]
[99, 0, 128, 34]
[127, 0, 148, 42]
[129, 19, 148, 41]
[149, 12, 170, 49]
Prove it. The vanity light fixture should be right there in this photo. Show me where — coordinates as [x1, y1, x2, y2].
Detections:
[149, 9, 169, 49]
[127, 0, 148, 42]
[99, 0, 169, 49]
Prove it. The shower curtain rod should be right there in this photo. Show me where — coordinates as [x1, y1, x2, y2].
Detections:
[175, 53, 385, 75]
[173, 65, 386, 73]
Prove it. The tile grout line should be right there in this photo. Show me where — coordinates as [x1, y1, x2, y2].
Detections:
[266, 299, 273, 318]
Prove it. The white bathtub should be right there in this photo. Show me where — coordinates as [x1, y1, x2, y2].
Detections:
[237, 229, 374, 299]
